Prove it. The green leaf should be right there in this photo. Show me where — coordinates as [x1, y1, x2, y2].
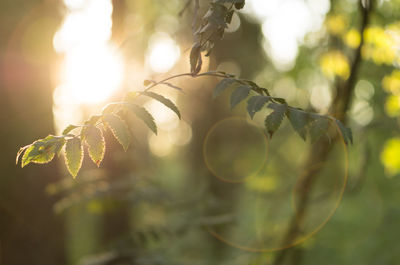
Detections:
[55, 138, 66, 157]
[85, 115, 102, 126]
[124, 104, 157, 135]
[142, 91, 181, 119]
[65, 137, 83, 178]
[335, 119, 353, 145]
[230, 85, 251, 109]
[309, 116, 330, 143]
[84, 126, 105, 167]
[102, 103, 121, 115]
[102, 114, 131, 151]
[213, 78, 236, 99]
[20, 136, 61, 167]
[265, 103, 287, 138]
[16, 145, 30, 165]
[62, 125, 78, 135]
[247, 95, 270, 119]
[287, 108, 311, 141]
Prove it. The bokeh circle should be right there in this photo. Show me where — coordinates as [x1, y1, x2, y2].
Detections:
[203, 117, 268, 183]
[204, 118, 348, 252]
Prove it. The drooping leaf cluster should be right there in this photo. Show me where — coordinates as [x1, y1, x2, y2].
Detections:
[212, 75, 353, 144]
[190, 0, 245, 75]
[16, 90, 181, 177]
[16, 70, 352, 178]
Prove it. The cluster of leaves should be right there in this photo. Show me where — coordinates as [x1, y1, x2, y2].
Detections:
[16, 70, 352, 178]
[212, 75, 354, 145]
[190, 0, 245, 75]
[16, 90, 181, 177]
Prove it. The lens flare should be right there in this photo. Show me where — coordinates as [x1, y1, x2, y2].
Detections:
[205, 120, 348, 252]
[203, 117, 268, 183]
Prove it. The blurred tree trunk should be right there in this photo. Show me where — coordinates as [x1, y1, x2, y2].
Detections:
[0, 1, 65, 264]
[272, 1, 373, 264]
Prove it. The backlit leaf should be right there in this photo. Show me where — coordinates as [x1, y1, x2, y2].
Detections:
[16, 145, 30, 165]
[124, 104, 157, 135]
[65, 137, 83, 178]
[85, 115, 102, 126]
[102, 103, 121, 115]
[102, 114, 131, 151]
[62, 125, 78, 135]
[142, 91, 181, 119]
[84, 126, 105, 167]
[20, 135, 62, 167]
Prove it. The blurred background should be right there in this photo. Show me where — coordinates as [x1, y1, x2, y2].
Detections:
[1, 0, 400, 264]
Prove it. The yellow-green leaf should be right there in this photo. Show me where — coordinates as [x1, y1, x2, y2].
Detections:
[84, 126, 105, 167]
[62, 125, 79, 135]
[65, 137, 83, 178]
[20, 136, 61, 167]
[102, 114, 131, 151]
[142, 91, 181, 119]
[124, 104, 157, 135]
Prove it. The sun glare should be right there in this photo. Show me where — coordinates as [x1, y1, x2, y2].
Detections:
[147, 34, 181, 73]
[53, 0, 124, 131]
[61, 45, 123, 103]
